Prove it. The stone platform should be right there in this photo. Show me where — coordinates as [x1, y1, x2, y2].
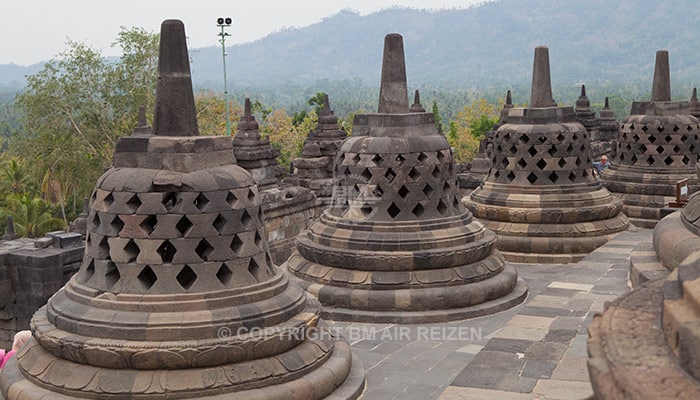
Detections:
[321, 227, 649, 399]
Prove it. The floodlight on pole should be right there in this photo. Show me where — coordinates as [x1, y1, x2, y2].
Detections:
[217, 17, 232, 136]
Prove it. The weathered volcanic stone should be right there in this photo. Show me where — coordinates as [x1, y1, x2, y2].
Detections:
[591, 96, 618, 159]
[575, 84, 600, 133]
[282, 33, 527, 324]
[600, 50, 700, 228]
[286, 94, 348, 198]
[463, 46, 629, 263]
[0, 19, 365, 400]
[589, 175, 700, 399]
[232, 98, 283, 189]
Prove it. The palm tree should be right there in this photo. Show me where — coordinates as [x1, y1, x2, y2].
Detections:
[2, 193, 64, 238]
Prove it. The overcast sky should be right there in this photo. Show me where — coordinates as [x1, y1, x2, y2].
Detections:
[1, 0, 490, 66]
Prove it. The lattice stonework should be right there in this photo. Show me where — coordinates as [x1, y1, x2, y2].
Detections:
[81, 185, 272, 294]
[614, 120, 699, 168]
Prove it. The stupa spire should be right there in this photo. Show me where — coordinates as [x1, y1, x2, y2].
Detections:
[651, 50, 671, 102]
[410, 89, 426, 112]
[530, 46, 556, 108]
[152, 19, 199, 136]
[378, 33, 409, 113]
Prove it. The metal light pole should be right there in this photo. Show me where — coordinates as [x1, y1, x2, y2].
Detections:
[217, 17, 232, 136]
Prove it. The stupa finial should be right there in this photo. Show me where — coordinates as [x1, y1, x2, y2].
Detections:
[152, 19, 199, 136]
[651, 50, 671, 102]
[529, 46, 556, 108]
[410, 89, 426, 112]
[378, 33, 409, 113]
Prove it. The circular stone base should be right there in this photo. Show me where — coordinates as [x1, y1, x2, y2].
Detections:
[629, 241, 670, 288]
[587, 279, 700, 400]
[288, 272, 528, 324]
[499, 251, 588, 264]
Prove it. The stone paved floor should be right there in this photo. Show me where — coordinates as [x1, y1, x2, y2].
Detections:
[327, 226, 651, 400]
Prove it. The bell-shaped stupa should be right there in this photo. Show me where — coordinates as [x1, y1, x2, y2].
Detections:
[463, 46, 629, 263]
[0, 20, 365, 400]
[588, 166, 700, 399]
[600, 50, 700, 227]
[282, 34, 526, 323]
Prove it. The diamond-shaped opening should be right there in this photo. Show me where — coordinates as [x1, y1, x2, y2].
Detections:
[97, 236, 110, 258]
[240, 210, 252, 228]
[673, 145, 681, 153]
[247, 188, 256, 202]
[338, 153, 345, 162]
[575, 158, 582, 167]
[217, 263, 233, 286]
[506, 171, 515, 182]
[632, 134, 640, 142]
[396, 154, 406, 164]
[80, 260, 95, 284]
[412, 203, 425, 217]
[195, 239, 214, 261]
[509, 144, 518, 154]
[360, 205, 373, 217]
[566, 144, 573, 152]
[409, 167, 421, 180]
[517, 158, 527, 168]
[538, 135, 547, 144]
[649, 135, 657, 143]
[453, 196, 460, 208]
[646, 155, 655, 165]
[664, 156, 673, 166]
[431, 166, 440, 179]
[657, 126, 664, 133]
[126, 194, 142, 213]
[358, 168, 371, 182]
[572, 133, 579, 141]
[519, 133, 529, 143]
[437, 199, 448, 215]
[254, 230, 263, 249]
[682, 134, 689, 143]
[641, 125, 648, 132]
[568, 171, 577, 181]
[136, 265, 157, 290]
[162, 192, 177, 210]
[111, 215, 125, 234]
[157, 240, 176, 263]
[230, 235, 243, 254]
[140, 215, 157, 235]
[387, 202, 401, 219]
[104, 193, 114, 208]
[92, 213, 101, 230]
[558, 158, 566, 168]
[528, 146, 538, 157]
[213, 214, 226, 234]
[629, 123, 635, 130]
[372, 154, 383, 165]
[683, 155, 691, 165]
[536, 159, 547, 170]
[248, 258, 261, 280]
[124, 239, 140, 263]
[665, 135, 674, 143]
[656, 145, 665, 154]
[495, 170, 501, 179]
[639, 144, 648, 153]
[689, 125, 695, 131]
[398, 185, 410, 198]
[384, 168, 396, 182]
[620, 153, 625, 162]
[352, 153, 361, 164]
[105, 262, 120, 289]
[418, 152, 428, 163]
[548, 145, 558, 156]
[423, 184, 434, 198]
[194, 193, 210, 210]
[372, 185, 384, 198]
[527, 172, 538, 184]
[226, 191, 238, 208]
[631, 154, 638, 163]
[690, 144, 696, 153]
[549, 171, 559, 183]
[443, 181, 451, 191]
[501, 158, 509, 168]
[176, 216, 192, 236]
[176, 265, 197, 291]
[437, 150, 447, 162]
[556, 133, 565, 142]
[673, 125, 680, 132]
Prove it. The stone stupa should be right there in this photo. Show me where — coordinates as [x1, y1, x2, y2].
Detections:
[600, 50, 700, 228]
[282, 33, 527, 323]
[0, 19, 365, 400]
[463, 46, 629, 263]
[287, 94, 348, 199]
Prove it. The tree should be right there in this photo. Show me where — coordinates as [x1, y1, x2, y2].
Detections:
[2, 193, 64, 238]
[446, 98, 499, 163]
[0, 158, 34, 195]
[10, 27, 159, 204]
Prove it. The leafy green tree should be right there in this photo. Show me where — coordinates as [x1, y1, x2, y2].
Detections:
[2, 193, 64, 238]
[432, 100, 442, 131]
[0, 158, 34, 195]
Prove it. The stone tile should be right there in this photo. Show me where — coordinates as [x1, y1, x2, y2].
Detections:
[544, 329, 578, 343]
[525, 341, 569, 362]
[437, 386, 533, 400]
[493, 326, 549, 341]
[550, 355, 590, 382]
[532, 379, 594, 400]
[550, 316, 583, 331]
[526, 295, 571, 309]
[483, 338, 533, 353]
[469, 350, 525, 372]
[506, 315, 555, 329]
[455, 344, 483, 354]
[548, 281, 595, 291]
[495, 374, 538, 393]
[450, 366, 509, 389]
[521, 359, 558, 379]
[518, 306, 572, 318]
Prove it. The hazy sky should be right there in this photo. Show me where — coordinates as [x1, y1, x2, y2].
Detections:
[1, 0, 489, 66]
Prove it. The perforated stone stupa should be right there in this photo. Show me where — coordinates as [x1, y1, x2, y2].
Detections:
[588, 168, 700, 399]
[463, 46, 629, 263]
[592, 96, 618, 159]
[0, 19, 365, 400]
[287, 94, 347, 198]
[232, 98, 283, 189]
[282, 33, 526, 323]
[600, 50, 700, 228]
